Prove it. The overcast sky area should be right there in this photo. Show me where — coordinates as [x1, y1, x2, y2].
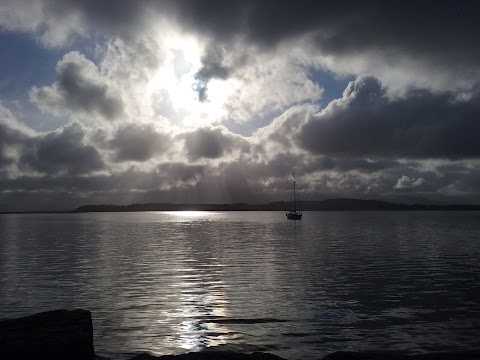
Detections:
[1, 0, 480, 211]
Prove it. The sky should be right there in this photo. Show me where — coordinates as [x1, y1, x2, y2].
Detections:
[1, 0, 480, 211]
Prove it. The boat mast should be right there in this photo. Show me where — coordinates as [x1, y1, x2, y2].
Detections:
[296, 181, 301, 213]
[293, 172, 297, 213]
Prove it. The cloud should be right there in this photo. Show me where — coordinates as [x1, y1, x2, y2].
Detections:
[183, 127, 250, 161]
[157, 162, 206, 187]
[6, 1, 479, 91]
[0, 108, 31, 144]
[0, 163, 206, 196]
[167, 1, 480, 66]
[2, 0, 480, 213]
[119, 1, 476, 95]
[224, 51, 323, 126]
[19, 121, 105, 175]
[193, 45, 233, 102]
[434, 162, 480, 194]
[0, 0, 85, 47]
[100, 36, 163, 93]
[0, 103, 34, 170]
[30, 51, 124, 121]
[5, 2, 480, 74]
[251, 104, 318, 159]
[109, 123, 169, 162]
[302, 156, 402, 175]
[394, 175, 425, 190]
[297, 76, 480, 159]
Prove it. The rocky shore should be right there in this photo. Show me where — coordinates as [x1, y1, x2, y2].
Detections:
[1, 309, 479, 360]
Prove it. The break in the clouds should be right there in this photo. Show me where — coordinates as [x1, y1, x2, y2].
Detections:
[1, 1, 480, 211]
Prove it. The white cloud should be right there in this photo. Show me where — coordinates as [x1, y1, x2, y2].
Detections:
[223, 47, 324, 124]
[394, 175, 425, 189]
[314, 48, 480, 96]
[0, 102, 35, 136]
[0, 0, 85, 47]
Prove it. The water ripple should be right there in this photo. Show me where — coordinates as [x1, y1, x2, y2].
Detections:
[1, 211, 480, 360]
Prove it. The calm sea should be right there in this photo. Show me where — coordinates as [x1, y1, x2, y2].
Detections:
[1, 211, 480, 359]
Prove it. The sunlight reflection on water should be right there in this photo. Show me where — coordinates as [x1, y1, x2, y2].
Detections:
[171, 260, 229, 352]
[163, 211, 217, 218]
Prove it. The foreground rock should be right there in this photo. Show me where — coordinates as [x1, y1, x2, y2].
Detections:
[127, 350, 480, 360]
[2, 309, 480, 360]
[128, 351, 285, 360]
[0, 309, 95, 360]
[322, 350, 480, 360]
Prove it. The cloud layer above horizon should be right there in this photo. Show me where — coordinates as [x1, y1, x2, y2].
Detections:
[1, 0, 480, 210]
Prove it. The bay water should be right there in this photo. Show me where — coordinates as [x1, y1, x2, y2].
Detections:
[1, 211, 479, 359]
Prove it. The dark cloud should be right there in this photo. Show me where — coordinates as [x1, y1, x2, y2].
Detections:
[51, 1, 480, 53]
[18, 1, 479, 84]
[97, 0, 478, 85]
[297, 76, 480, 159]
[0, 164, 205, 195]
[165, 1, 480, 68]
[0, 119, 29, 146]
[194, 48, 229, 102]
[435, 163, 480, 193]
[0, 113, 32, 170]
[0, 147, 14, 168]
[256, 152, 303, 179]
[193, 45, 239, 101]
[0, 165, 211, 211]
[157, 162, 206, 184]
[0, 136, 17, 169]
[19, 122, 104, 175]
[302, 156, 402, 175]
[183, 127, 250, 161]
[109, 123, 169, 162]
[38, 0, 151, 37]
[1, 143, 480, 211]
[30, 51, 124, 120]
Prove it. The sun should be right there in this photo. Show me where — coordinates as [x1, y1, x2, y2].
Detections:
[147, 31, 239, 128]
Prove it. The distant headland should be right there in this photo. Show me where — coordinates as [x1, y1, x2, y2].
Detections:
[73, 198, 480, 213]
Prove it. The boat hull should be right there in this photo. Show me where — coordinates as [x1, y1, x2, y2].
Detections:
[286, 212, 302, 220]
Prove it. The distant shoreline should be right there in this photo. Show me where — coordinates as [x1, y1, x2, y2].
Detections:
[2, 198, 480, 214]
[71, 198, 480, 213]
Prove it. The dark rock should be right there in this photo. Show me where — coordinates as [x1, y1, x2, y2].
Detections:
[322, 350, 480, 360]
[411, 350, 480, 360]
[0, 309, 95, 360]
[127, 351, 286, 360]
[322, 351, 407, 360]
[95, 355, 111, 360]
[123, 349, 480, 360]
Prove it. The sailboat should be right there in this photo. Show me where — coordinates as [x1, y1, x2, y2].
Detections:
[286, 174, 302, 220]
